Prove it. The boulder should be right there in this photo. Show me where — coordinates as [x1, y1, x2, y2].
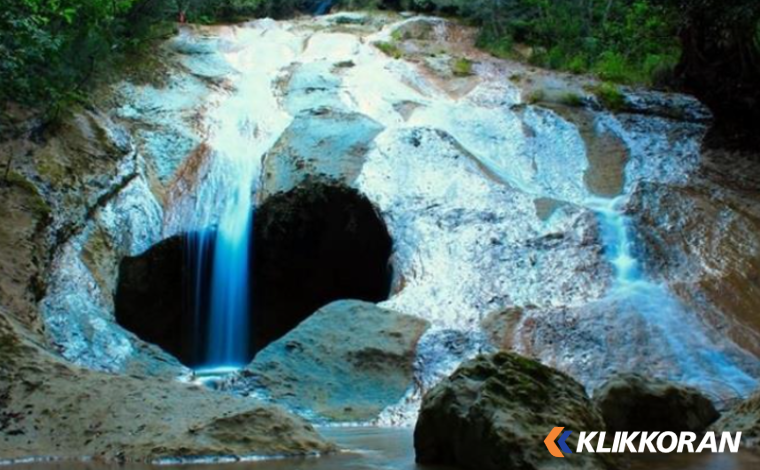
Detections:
[593, 374, 719, 433]
[227, 300, 429, 422]
[414, 352, 612, 470]
[711, 391, 760, 451]
[260, 107, 384, 198]
[389, 17, 445, 41]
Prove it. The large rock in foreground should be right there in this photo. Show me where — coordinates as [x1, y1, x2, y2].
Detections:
[711, 391, 760, 451]
[227, 300, 429, 422]
[0, 314, 334, 463]
[593, 374, 719, 433]
[414, 352, 612, 470]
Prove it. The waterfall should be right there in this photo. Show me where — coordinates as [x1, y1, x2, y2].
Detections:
[181, 24, 298, 371]
[589, 196, 758, 397]
[312, 0, 335, 15]
[205, 167, 255, 367]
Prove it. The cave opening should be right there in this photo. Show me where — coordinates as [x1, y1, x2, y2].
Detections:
[114, 182, 394, 368]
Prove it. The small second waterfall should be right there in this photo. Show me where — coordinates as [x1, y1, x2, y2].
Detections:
[590, 196, 758, 397]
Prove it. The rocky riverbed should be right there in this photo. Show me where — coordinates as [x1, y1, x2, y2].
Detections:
[1, 9, 760, 466]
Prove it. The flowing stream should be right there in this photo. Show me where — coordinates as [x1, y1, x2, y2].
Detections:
[589, 196, 757, 397]
[8, 428, 760, 470]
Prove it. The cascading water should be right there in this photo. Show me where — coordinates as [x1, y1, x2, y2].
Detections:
[312, 0, 335, 16]
[153, 16, 759, 419]
[589, 196, 758, 397]
[179, 24, 299, 371]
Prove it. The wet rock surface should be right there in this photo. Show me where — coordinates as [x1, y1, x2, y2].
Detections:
[414, 352, 612, 470]
[593, 374, 719, 433]
[227, 300, 429, 422]
[629, 159, 760, 359]
[712, 391, 760, 451]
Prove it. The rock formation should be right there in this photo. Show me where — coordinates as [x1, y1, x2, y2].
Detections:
[227, 300, 429, 422]
[414, 352, 613, 470]
[1, 10, 760, 464]
[593, 374, 719, 433]
[0, 313, 333, 463]
[712, 391, 760, 451]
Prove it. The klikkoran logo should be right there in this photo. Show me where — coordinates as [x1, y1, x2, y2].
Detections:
[544, 427, 742, 457]
[544, 427, 574, 457]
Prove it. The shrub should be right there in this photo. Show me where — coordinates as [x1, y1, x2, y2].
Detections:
[0, 0, 293, 113]
[560, 92, 585, 107]
[374, 41, 403, 58]
[592, 82, 626, 111]
[452, 57, 473, 76]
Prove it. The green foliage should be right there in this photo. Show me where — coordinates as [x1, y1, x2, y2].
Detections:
[414, 0, 682, 85]
[374, 41, 403, 58]
[592, 82, 626, 111]
[560, 92, 584, 107]
[452, 57, 473, 76]
[476, 33, 513, 59]
[0, 0, 293, 113]
[526, 89, 545, 104]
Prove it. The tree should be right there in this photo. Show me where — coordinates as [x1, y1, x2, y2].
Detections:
[655, 0, 760, 149]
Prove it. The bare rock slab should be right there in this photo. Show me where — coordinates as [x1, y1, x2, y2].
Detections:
[227, 300, 429, 422]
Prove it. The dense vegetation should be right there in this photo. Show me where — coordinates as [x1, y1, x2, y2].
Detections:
[0, 0, 295, 113]
[372, 1, 670, 85]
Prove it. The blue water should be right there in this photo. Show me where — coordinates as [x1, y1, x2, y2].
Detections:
[206, 204, 253, 367]
[313, 1, 335, 15]
[589, 196, 757, 397]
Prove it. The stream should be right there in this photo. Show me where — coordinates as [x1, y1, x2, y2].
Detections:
[7, 428, 760, 470]
[156, 12, 758, 415]
[19, 11, 759, 469]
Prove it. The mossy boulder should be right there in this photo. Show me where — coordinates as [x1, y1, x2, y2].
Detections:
[593, 374, 719, 433]
[711, 391, 760, 451]
[414, 352, 613, 470]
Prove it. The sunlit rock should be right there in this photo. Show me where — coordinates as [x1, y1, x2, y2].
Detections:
[260, 109, 384, 198]
[226, 300, 429, 422]
[712, 391, 760, 451]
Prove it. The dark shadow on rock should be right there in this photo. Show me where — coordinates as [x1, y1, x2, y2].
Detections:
[115, 234, 214, 367]
[251, 180, 394, 353]
[115, 181, 393, 367]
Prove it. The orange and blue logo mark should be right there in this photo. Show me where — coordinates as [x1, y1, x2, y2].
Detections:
[544, 427, 573, 457]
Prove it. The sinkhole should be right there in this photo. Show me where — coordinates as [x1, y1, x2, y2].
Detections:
[114, 182, 394, 368]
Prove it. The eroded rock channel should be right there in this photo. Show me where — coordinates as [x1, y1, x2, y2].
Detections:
[1, 9, 760, 467]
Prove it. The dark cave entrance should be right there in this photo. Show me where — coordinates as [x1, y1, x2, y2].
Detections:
[114, 182, 393, 368]
[251, 182, 394, 353]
